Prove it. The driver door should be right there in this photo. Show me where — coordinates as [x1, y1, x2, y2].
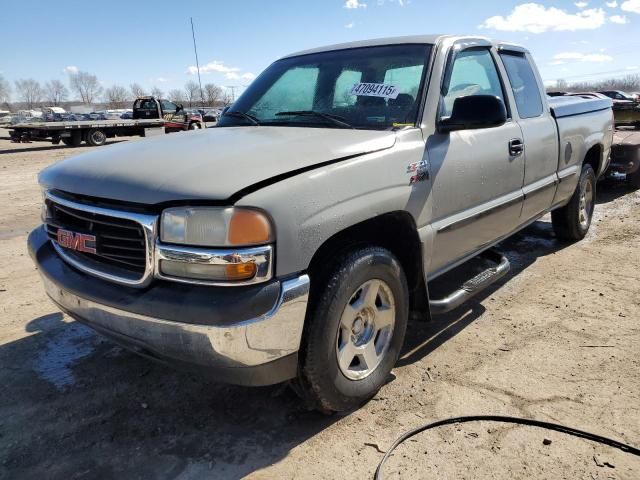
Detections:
[427, 47, 525, 275]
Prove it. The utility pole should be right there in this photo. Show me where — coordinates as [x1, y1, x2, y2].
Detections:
[190, 17, 205, 108]
[226, 85, 239, 102]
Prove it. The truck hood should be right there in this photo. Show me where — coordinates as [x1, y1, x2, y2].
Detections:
[39, 127, 397, 204]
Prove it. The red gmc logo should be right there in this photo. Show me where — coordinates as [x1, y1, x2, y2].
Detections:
[56, 229, 97, 254]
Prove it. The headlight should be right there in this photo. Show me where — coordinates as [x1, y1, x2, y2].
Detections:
[158, 207, 274, 284]
[160, 207, 273, 247]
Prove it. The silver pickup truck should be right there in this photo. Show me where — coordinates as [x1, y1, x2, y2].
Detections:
[28, 35, 613, 412]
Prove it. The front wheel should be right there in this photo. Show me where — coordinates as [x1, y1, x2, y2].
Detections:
[188, 122, 201, 130]
[297, 247, 409, 412]
[552, 163, 596, 241]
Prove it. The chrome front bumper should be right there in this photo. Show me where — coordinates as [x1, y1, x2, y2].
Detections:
[30, 225, 310, 386]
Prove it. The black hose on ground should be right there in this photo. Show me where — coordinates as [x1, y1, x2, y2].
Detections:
[374, 415, 640, 480]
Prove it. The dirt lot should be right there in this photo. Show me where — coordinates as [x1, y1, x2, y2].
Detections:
[0, 128, 639, 479]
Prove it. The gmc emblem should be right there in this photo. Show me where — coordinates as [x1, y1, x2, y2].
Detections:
[56, 229, 97, 254]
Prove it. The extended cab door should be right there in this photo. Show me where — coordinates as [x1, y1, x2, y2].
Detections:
[426, 45, 525, 275]
[498, 49, 560, 220]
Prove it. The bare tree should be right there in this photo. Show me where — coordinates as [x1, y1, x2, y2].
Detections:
[203, 83, 221, 107]
[69, 71, 103, 104]
[184, 80, 200, 107]
[151, 86, 164, 98]
[44, 79, 68, 106]
[547, 74, 640, 93]
[104, 85, 130, 109]
[221, 90, 233, 107]
[15, 78, 43, 109]
[168, 89, 185, 104]
[130, 82, 146, 99]
[0, 75, 11, 105]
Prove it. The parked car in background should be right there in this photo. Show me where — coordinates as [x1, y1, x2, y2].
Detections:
[199, 108, 220, 126]
[573, 92, 640, 128]
[29, 34, 613, 412]
[609, 130, 640, 186]
[598, 90, 639, 103]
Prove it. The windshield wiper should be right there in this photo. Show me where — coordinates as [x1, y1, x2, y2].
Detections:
[222, 110, 260, 125]
[275, 110, 354, 129]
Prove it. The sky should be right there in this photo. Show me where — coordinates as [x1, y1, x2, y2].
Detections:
[1, 0, 639, 101]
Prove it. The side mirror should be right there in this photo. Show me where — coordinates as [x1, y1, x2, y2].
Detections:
[439, 95, 507, 133]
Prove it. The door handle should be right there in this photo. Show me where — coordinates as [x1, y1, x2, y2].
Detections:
[509, 139, 524, 156]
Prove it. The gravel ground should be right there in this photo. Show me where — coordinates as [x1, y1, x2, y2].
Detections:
[0, 129, 639, 479]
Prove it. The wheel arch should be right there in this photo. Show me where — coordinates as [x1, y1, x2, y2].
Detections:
[583, 142, 604, 177]
[306, 211, 429, 320]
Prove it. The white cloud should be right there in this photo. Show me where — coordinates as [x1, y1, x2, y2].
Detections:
[606, 0, 618, 6]
[344, 0, 366, 8]
[626, 65, 639, 70]
[224, 72, 256, 81]
[480, 3, 606, 33]
[63, 65, 79, 74]
[610, 14, 628, 22]
[188, 60, 240, 75]
[575, 1, 588, 7]
[621, 0, 640, 13]
[550, 51, 614, 65]
[156, 77, 168, 83]
[345, 21, 355, 28]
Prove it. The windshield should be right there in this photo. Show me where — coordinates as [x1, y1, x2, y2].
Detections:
[218, 44, 432, 130]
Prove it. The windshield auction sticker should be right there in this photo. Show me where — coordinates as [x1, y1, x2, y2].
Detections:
[350, 83, 401, 99]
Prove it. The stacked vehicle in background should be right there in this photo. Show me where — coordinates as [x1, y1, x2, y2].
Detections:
[8, 96, 204, 147]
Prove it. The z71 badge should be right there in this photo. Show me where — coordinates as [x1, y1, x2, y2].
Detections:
[406, 160, 429, 184]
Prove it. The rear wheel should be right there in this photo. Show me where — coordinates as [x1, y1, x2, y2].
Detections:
[552, 163, 596, 241]
[188, 122, 201, 130]
[86, 128, 106, 146]
[297, 247, 409, 412]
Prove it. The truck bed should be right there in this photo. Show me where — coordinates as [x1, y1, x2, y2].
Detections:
[9, 119, 165, 130]
[548, 96, 612, 119]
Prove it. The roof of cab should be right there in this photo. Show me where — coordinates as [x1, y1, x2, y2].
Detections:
[281, 35, 529, 59]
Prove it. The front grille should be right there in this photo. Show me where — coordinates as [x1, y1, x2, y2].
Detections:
[45, 198, 147, 277]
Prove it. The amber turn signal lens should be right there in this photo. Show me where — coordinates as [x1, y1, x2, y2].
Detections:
[228, 210, 272, 245]
[224, 262, 258, 280]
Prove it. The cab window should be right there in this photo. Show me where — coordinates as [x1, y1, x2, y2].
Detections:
[441, 48, 506, 118]
[161, 100, 178, 112]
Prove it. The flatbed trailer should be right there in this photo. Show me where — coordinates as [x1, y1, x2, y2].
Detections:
[9, 118, 165, 147]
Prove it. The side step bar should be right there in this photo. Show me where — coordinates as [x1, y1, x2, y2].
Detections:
[429, 250, 510, 314]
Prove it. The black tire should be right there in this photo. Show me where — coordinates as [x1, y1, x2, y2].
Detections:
[61, 131, 82, 147]
[86, 128, 106, 146]
[297, 247, 409, 412]
[188, 122, 201, 130]
[627, 168, 640, 188]
[552, 163, 596, 241]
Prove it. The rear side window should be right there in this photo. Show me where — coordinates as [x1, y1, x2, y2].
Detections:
[500, 53, 543, 119]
